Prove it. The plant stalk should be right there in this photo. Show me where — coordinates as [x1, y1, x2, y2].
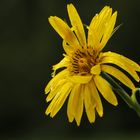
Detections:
[102, 72, 140, 117]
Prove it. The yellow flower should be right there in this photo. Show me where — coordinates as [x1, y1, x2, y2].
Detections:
[45, 4, 140, 126]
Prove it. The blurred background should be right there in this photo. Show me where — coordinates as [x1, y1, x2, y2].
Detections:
[0, 0, 140, 140]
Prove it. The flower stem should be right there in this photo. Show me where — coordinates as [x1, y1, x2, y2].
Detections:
[101, 72, 140, 117]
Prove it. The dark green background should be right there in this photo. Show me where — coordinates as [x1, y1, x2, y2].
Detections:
[0, 0, 140, 140]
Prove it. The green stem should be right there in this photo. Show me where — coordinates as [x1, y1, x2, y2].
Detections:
[101, 72, 140, 117]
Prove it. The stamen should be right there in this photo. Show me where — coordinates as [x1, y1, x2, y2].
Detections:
[70, 47, 96, 75]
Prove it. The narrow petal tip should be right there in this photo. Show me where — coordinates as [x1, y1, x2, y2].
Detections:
[98, 111, 104, 117]
[114, 101, 118, 106]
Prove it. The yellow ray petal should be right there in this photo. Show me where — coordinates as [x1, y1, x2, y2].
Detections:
[101, 65, 135, 90]
[88, 6, 109, 40]
[45, 90, 61, 115]
[99, 11, 117, 51]
[100, 54, 140, 82]
[68, 75, 92, 84]
[48, 16, 79, 47]
[94, 75, 118, 106]
[46, 79, 66, 102]
[53, 56, 70, 72]
[89, 80, 103, 117]
[67, 84, 80, 122]
[67, 4, 86, 47]
[84, 85, 96, 123]
[98, 6, 110, 17]
[96, 7, 112, 44]
[45, 70, 68, 94]
[49, 82, 72, 117]
[103, 51, 140, 72]
[63, 40, 74, 55]
[75, 85, 84, 126]
[88, 6, 112, 49]
[88, 14, 100, 49]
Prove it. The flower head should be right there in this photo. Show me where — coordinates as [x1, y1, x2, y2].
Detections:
[45, 4, 140, 126]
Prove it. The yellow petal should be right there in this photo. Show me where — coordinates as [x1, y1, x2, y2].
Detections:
[45, 70, 68, 94]
[68, 75, 92, 84]
[48, 16, 79, 47]
[48, 82, 72, 117]
[88, 14, 100, 49]
[83, 85, 96, 123]
[103, 51, 140, 72]
[99, 11, 117, 51]
[63, 40, 74, 55]
[99, 6, 110, 17]
[45, 90, 61, 115]
[88, 6, 112, 49]
[96, 7, 112, 44]
[53, 56, 69, 72]
[90, 64, 101, 75]
[67, 84, 80, 122]
[94, 75, 118, 106]
[100, 54, 140, 82]
[46, 79, 66, 102]
[75, 85, 83, 126]
[101, 65, 135, 90]
[89, 80, 103, 117]
[67, 4, 86, 47]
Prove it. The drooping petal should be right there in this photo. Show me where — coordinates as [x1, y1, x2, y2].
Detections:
[46, 82, 72, 117]
[99, 11, 117, 51]
[100, 54, 140, 82]
[45, 69, 68, 94]
[101, 65, 135, 90]
[102, 51, 140, 72]
[67, 84, 80, 122]
[75, 85, 84, 126]
[89, 80, 103, 117]
[67, 4, 86, 47]
[45, 90, 61, 115]
[48, 16, 79, 47]
[83, 84, 96, 123]
[46, 79, 66, 102]
[94, 75, 118, 106]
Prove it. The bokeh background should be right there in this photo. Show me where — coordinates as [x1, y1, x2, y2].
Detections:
[0, 0, 140, 140]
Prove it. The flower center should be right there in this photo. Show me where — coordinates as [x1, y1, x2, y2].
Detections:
[70, 47, 97, 75]
[78, 57, 91, 73]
